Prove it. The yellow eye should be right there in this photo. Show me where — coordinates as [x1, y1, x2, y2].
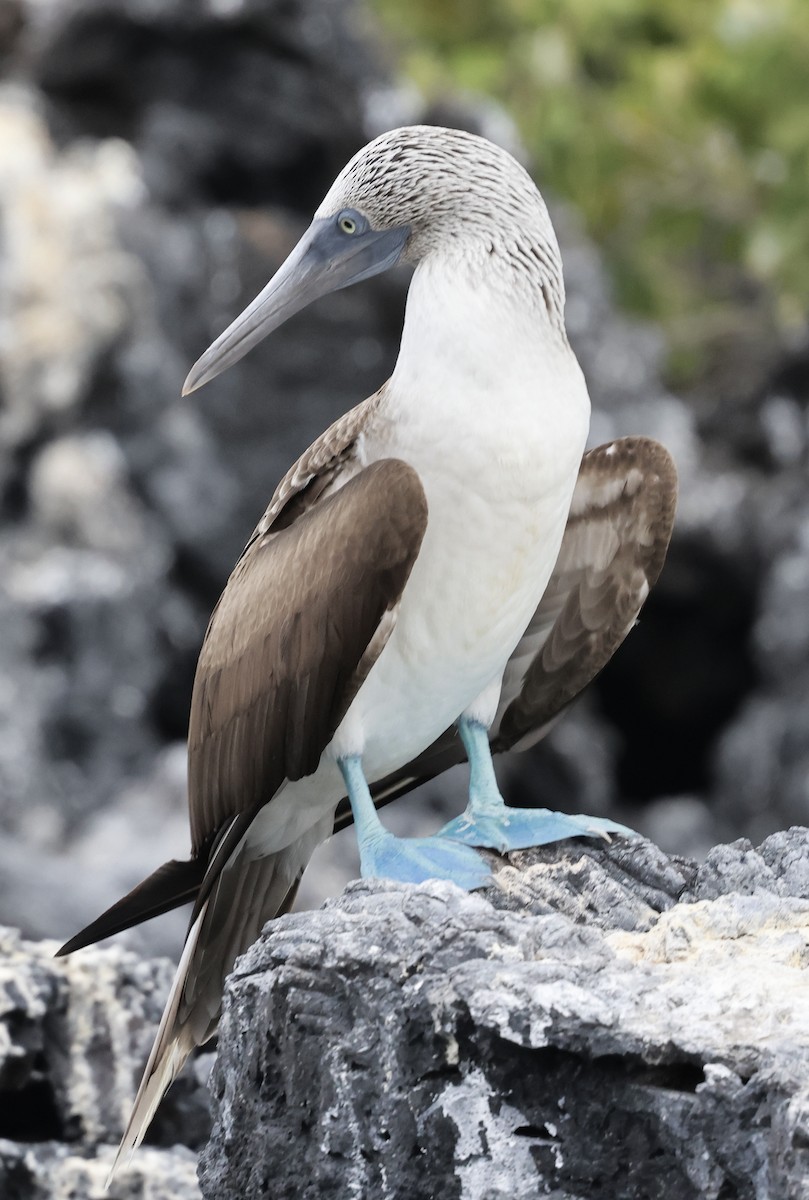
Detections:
[338, 214, 358, 235]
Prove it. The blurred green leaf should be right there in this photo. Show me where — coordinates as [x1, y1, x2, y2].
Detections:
[371, 0, 809, 378]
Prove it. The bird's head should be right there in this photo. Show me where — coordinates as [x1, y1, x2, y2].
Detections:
[183, 126, 560, 395]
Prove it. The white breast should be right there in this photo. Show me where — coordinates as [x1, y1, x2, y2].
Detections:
[335, 259, 591, 777]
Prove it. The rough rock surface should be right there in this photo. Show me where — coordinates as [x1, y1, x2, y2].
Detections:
[0, 832, 807, 1196]
[0, 926, 209, 1198]
[0, 1142, 200, 1200]
[201, 828, 809, 1200]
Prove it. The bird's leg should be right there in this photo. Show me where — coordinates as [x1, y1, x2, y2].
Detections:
[436, 716, 637, 853]
[337, 755, 491, 890]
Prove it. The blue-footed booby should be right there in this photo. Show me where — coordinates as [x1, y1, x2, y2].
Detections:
[57, 126, 677, 1176]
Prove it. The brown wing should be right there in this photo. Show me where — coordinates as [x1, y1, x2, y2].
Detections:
[494, 435, 676, 750]
[188, 454, 427, 855]
[237, 393, 380, 554]
[333, 435, 677, 828]
[58, 398, 424, 953]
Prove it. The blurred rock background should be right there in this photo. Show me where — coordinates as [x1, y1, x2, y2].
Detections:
[0, 0, 807, 961]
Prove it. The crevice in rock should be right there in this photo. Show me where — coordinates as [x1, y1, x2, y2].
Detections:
[467, 1036, 713, 1200]
[0, 441, 37, 522]
[0, 1073, 63, 1143]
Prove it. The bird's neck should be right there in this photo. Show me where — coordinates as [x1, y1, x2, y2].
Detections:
[374, 253, 590, 495]
[388, 253, 578, 418]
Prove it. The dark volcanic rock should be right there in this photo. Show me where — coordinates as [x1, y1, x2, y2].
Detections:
[0, 925, 210, 1197]
[0, 1140, 200, 1200]
[201, 830, 809, 1200]
[0, 926, 210, 1152]
[0, 834, 807, 1196]
[27, 0, 379, 210]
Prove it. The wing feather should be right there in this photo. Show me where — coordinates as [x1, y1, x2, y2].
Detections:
[189, 455, 428, 852]
[494, 435, 676, 750]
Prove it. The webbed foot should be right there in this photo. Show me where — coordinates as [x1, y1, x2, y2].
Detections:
[338, 752, 491, 891]
[437, 807, 637, 854]
[361, 829, 491, 890]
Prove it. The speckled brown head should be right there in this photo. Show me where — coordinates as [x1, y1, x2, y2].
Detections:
[184, 125, 564, 395]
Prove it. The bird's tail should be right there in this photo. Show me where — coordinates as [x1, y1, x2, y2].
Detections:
[107, 820, 329, 1186]
[106, 900, 208, 1185]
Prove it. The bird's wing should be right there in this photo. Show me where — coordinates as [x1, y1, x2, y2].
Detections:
[493, 434, 677, 750]
[332, 436, 677, 825]
[239, 393, 381, 550]
[187, 451, 426, 866]
[66, 402, 429, 1175]
[56, 393, 422, 953]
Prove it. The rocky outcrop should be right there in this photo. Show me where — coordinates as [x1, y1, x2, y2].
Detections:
[0, 1142, 200, 1200]
[0, 925, 210, 1198]
[0, 831, 807, 1196]
[201, 828, 809, 1200]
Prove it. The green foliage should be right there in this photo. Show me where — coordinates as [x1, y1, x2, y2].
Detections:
[370, 0, 809, 373]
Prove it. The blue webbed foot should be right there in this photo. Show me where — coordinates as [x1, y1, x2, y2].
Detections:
[437, 807, 638, 854]
[338, 752, 492, 891]
[361, 829, 492, 890]
[447, 714, 638, 853]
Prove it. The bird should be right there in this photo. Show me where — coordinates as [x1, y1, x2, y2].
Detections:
[56, 125, 677, 1177]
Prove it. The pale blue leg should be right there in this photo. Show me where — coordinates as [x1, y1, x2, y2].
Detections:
[338, 755, 491, 890]
[436, 717, 638, 853]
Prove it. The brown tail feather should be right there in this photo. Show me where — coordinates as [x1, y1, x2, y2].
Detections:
[56, 857, 206, 956]
[107, 819, 329, 1185]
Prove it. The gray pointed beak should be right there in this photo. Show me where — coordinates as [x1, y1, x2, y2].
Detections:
[182, 218, 410, 395]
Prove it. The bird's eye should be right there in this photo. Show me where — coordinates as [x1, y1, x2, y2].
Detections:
[338, 212, 359, 235]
